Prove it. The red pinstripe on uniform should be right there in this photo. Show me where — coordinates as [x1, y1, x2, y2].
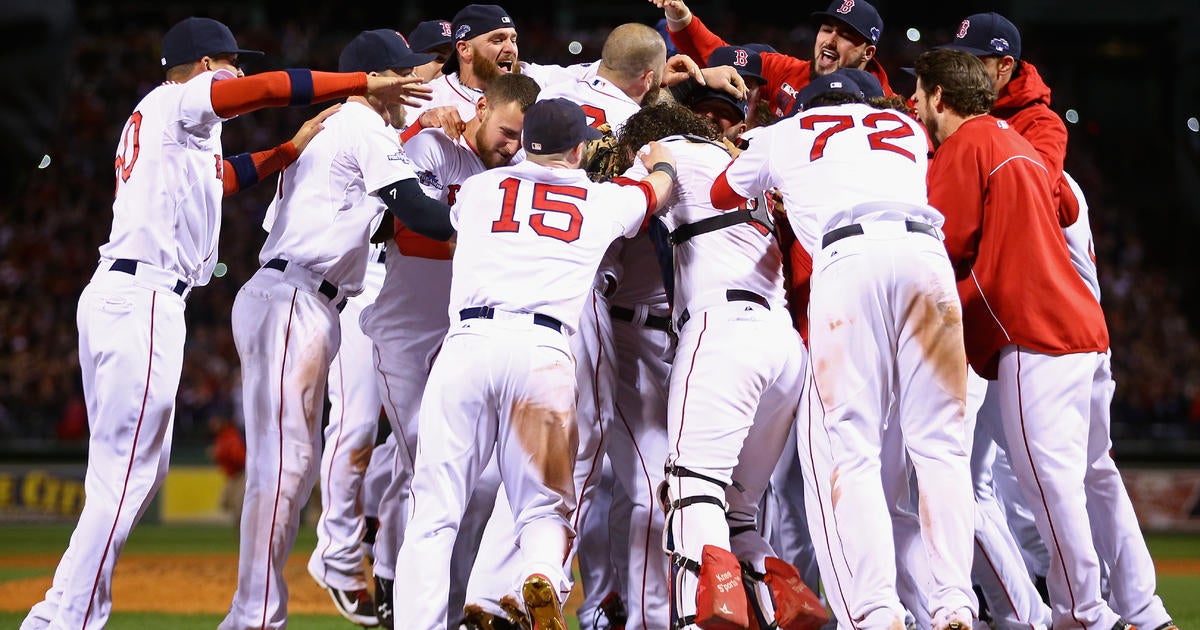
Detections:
[803, 366, 856, 629]
[262, 289, 299, 629]
[84, 291, 159, 627]
[613, 396, 656, 624]
[571, 291, 609, 577]
[1013, 348, 1084, 629]
[974, 537, 1034, 629]
[314, 350, 350, 585]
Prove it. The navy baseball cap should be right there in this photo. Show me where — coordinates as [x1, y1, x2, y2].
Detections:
[688, 87, 749, 122]
[338, 29, 437, 73]
[811, 0, 884, 46]
[408, 20, 453, 53]
[160, 17, 264, 68]
[938, 12, 1022, 60]
[442, 4, 516, 75]
[836, 68, 884, 98]
[793, 69, 864, 113]
[707, 46, 765, 85]
[523, 98, 603, 155]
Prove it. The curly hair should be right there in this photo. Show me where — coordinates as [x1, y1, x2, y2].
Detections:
[611, 101, 719, 174]
[913, 49, 995, 116]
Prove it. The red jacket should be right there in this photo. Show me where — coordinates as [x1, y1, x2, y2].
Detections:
[991, 61, 1079, 227]
[929, 115, 1108, 378]
[668, 15, 895, 118]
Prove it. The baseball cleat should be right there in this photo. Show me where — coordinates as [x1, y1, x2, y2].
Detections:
[499, 595, 532, 630]
[321, 584, 379, 627]
[1151, 623, 1177, 630]
[933, 607, 973, 630]
[373, 575, 394, 629]
[521, 574, 567, 630]
[1111, 622, 1138, 630]
[462, 603, 524, 630]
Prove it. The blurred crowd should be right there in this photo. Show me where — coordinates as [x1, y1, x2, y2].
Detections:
[2, 5, 1198, 450]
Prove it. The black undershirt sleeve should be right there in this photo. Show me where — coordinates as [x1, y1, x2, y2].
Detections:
[377, 178, 455, 242]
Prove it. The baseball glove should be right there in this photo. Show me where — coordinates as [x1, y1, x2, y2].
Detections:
[583, 122, 622, 182]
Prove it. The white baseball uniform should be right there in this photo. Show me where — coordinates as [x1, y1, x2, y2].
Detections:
[718, 102, 977, 630]
[220, 99, 413, 630]
[535, 72, 664, 627]
[360, 126, 515, 624]
[391, 158, 656, 629]
[307, 243, 387, 592]
[643, 135, 803, 628]
[22, 70, 227, 630]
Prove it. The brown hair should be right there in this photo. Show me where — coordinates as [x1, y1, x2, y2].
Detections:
[484, 72, 541, 112]
[612, 101, 719, 174]
[913, 49, 995, 116]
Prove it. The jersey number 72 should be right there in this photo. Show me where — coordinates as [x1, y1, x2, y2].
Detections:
[491, 177, 586, 243]
[799, 110, 917, 162]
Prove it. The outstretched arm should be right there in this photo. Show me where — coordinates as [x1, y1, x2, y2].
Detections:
[211, 71, 430, 118]
[222, 104, 339, 196]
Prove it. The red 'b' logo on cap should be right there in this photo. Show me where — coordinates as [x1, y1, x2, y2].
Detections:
[441, 21, 452, 37]
[957, 19, 970, 39]
[837, 0, 855, 14]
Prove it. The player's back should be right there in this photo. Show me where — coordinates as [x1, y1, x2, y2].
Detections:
[102, 73, 225, 285]
[537, 73, 639, 133]
[762, 102, 938, 251]
[448, 160, 649, 333]
[637, 136, 786, 314]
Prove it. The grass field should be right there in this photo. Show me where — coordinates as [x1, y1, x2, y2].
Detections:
[1, 524, 1197, 628]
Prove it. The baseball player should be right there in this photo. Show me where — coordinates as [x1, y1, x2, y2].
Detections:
[652, 0, 895, 117]
[918, 46, 1177, 630]
[387, 97, 677, 630]
[713, 70, 978, 630]
[616, 100, 823, 630]
[405, 19, 455, 118]
[219, 30, 443, 629]
[533, 22, 676, 628]
[21, 16, 424, 630]
[360, 71, 542, 629]
[306, 240, 388, 625]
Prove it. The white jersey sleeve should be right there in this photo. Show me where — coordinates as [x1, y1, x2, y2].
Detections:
[1061, 171, 1100, 302]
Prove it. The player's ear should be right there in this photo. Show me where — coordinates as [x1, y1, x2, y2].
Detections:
[862, 44, 877, 64]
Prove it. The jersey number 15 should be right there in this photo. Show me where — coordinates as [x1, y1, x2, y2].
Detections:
[491, 177, 586, 243]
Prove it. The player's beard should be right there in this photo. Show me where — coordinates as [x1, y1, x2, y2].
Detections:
[923, 115, 942, 149]
[472, 52, 517, 84]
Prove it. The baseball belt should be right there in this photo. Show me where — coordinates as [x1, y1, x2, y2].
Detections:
[459, 306, 563, 333]
[263, 258, 347, 312]
[821, 220, 938, 249]
[110, 259, 188, 297]
[609, 305, 672, 333]
[675, 289, 769, 332]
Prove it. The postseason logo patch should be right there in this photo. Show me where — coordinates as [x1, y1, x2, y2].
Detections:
[386, 150, 412, 165]
[416, 169, 443, 190]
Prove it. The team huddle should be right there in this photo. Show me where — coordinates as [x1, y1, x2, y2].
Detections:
[19, 2, 1178, 630]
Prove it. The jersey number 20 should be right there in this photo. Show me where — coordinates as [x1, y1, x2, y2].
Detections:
[491, 177, 585, 243]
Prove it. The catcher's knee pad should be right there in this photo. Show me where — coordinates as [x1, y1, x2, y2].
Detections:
[761, 557, 829, 630]
[670, 544, 749, 630]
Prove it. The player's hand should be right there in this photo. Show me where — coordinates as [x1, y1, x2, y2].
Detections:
[366, 74, 433, 108]
[719, 136, 743, 159]
[290, 104, 340, 154]
[649, 0, 692, 28]
[637, 140, 675, 172]
[417, 106, 467, 140]
[699, 65, 748, 100]
[661, 54, 706, 89]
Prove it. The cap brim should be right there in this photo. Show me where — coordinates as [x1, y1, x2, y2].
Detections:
[398, 52, 439, 69]
[583, 126, 604, 142]
[933, 43, 997, 57]
[900, 66, 915, 76]
[234, 48, 265, 59]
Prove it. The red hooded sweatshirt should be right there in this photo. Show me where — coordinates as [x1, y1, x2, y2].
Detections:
[991, 61, 1079, 227]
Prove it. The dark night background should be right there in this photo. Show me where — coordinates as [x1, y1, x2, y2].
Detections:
[1, 0, 1199, 459]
